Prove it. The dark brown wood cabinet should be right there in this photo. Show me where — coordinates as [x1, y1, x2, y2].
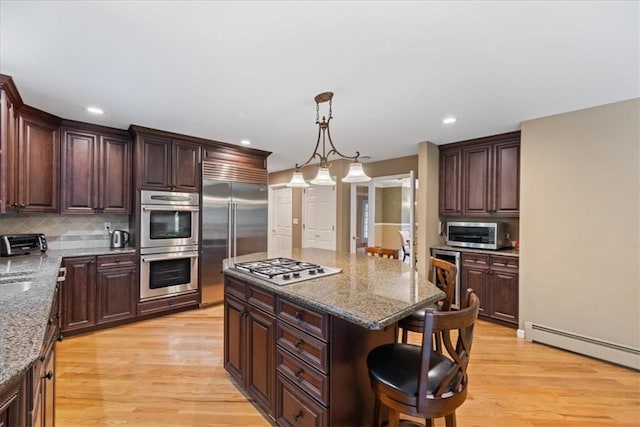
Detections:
[96, 255, 137, 324]
[223, 277, 277, 417]
[224, 273, 396, 426]
[60, 124, 132, 214]
[61, 256, 96, 333]
[461, 253, 518, 327]
[4, 106, 61, 213]
[0, 74, 22, 214]
[29, 277, 61, 427]
[440, 131, 520, 217]
[439, 148, 462, 215]
[131, 127, 201, 192]
[0, 376, 27, 427]
[61, 254, 137, 336]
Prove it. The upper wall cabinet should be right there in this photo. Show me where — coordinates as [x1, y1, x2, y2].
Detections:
[439, 131, 520, 217]
[60, 122, 132, 214]
[5, 106, 61, 213]
[130, 126, 201, 193]
[0, 74, 22, 213]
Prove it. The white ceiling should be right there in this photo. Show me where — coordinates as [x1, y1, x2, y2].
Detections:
[1, 1, 638, 172]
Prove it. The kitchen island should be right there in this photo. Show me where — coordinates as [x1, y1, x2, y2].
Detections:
[222, 248, 444, 427]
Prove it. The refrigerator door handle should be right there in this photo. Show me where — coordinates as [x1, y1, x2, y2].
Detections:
[227, 201, 233, 259]
[233, 202, 238, 258]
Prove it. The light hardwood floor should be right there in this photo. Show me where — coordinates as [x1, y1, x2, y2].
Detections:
[56, 305, 640, 427]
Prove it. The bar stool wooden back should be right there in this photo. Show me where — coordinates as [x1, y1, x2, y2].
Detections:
[399, 257, 456, 343]
[367, 289, 480, 427]
[366, 246, 399, 259]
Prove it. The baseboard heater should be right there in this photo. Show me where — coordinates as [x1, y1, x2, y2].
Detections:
[524, 321, 640, 370]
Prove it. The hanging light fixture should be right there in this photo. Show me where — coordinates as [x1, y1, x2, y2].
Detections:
[286, 92, 371, 187]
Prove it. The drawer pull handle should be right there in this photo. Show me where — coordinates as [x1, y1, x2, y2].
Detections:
[292, 411, 302, 422]
[294, 368, 303, 379]
[43, 371, 53, 380]
[293, 340, 303, 350]
[294, 311, 302, 320]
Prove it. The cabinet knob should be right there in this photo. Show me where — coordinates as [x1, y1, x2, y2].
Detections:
[57, 334, 64, 342]
[294, 311, 302, 320]
[43, 371, 53, 380]
[294, 368, 303, 379]
[292, 411, 302, 422]
[293, 340, 303, 350]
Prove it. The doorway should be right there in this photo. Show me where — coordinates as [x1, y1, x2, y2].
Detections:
[268, 186, 293, 253]
[302, 184, 336, 250]
[350, 173, 416, 260]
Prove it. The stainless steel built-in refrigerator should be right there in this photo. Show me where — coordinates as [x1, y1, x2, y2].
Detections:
[201, 176, 268, 305]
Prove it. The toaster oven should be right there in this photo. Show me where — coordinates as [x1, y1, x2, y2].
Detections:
[0, 233, 48, 256]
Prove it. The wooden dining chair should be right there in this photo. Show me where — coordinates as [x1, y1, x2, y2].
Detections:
[367, 289, 480, 427]
[398, 257, 456, 343]
[366, 246, 399, 259]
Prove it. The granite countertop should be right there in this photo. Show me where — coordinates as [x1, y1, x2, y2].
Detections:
[0, 247, 136, 392]
[430, 244, 520, 258]
[223, 248, 445, 330]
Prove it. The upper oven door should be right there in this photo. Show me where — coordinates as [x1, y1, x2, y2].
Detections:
[141, 205, 200, 248]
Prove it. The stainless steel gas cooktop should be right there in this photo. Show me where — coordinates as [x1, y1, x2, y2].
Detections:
[233, 257, 342, 286]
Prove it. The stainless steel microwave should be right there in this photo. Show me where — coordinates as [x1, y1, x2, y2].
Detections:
[446, 222, 509, 250]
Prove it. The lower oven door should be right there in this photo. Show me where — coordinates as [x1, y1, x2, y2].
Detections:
[140, 250, 199, 301]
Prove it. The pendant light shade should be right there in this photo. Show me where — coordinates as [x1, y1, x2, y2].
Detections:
[289, 91, 370, 186]
[286, 171, 309, 187]
[310, 167, 336, 186]
[342, 162, 371, 183]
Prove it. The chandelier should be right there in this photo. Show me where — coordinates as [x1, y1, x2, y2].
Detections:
[287, 92, 371, 187]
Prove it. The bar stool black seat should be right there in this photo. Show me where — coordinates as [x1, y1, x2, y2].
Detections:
[367, 289, 479, 427]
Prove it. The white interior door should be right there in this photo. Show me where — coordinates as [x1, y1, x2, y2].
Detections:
[302, 184, 336, 250]
[268, 186, 293, 253]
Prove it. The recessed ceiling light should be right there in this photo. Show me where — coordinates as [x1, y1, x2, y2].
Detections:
[240, 139, 251, 146]
[442, 116, 456, 124]
[86, 106, 104, 115]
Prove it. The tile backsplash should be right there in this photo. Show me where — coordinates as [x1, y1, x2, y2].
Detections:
[0, 214, 130, 249]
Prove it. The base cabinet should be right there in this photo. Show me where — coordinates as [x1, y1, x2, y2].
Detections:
[461, 253, 519, 326]
[223, 278, 276, 417]
[223, 274, 396, 426]
[62, 254, 137, 335]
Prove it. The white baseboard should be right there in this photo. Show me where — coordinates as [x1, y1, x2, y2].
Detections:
[524, 321, 640, 370]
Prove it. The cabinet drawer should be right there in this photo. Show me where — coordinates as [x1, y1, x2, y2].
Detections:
[461, 253, 489, 267]
[97, 254, 135, 269]
[248, 285, 276, 315]
[277, 374, 328, 427]
[490, 256, 519, 271]
[137, 292, 199, 316]
[224, 276, 247, 301]
[278, 298, 328, 341]
[277, 347, 328, 406]
[277, 321, 328, 374]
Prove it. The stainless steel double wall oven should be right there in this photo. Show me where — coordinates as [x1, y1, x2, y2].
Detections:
[139, 190, 200, 301]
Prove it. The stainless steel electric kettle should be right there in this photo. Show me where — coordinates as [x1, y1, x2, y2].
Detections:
[110, 230, 130, 248]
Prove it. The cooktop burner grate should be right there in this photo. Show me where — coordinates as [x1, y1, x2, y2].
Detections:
[233, 257, 341, 285]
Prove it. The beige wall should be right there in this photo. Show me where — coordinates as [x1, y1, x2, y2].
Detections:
[520, 98, 639, 349]
[417, 141, 441, 277]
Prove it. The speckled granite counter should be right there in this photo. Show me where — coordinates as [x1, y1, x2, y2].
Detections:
[0, 247, 135, 392]
[430, 244, 520, 257]
[223, 248, 445, 330]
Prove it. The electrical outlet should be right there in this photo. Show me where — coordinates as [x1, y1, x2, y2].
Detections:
[104, 222, 111, 232]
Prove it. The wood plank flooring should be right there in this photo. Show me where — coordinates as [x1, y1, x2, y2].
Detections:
[56, 305, 640, 427]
